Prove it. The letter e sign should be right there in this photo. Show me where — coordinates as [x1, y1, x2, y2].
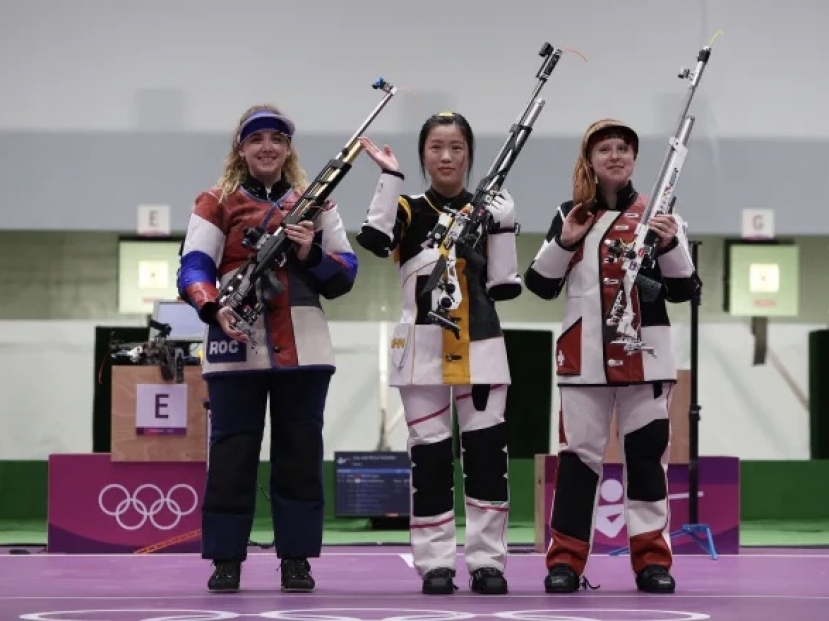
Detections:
[135, 383, 188, 435]
[137, 204, 171, 236]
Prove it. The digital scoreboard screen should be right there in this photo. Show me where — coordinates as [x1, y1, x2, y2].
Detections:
[333, 451, 411, 518]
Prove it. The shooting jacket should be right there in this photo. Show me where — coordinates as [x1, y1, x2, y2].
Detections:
[356, 170, 521, 386]
[525, 182, 699, 386]
[178, 176, 357, 377]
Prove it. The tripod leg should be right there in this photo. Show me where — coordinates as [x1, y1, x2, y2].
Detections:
[704, 526, 718, 560]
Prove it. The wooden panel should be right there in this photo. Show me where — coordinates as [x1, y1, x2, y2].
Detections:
[111, 365, 208, 462]
[604, 369, 691, 464]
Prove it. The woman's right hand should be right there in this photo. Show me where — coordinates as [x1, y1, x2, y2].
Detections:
[358, 136, 399, 172]
[559, 203, 595, 248]
[216, 307, 248, 343]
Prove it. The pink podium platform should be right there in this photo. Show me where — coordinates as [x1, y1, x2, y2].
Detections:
[47, 453, 206, 553]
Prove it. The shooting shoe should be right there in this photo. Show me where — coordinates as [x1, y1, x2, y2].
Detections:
[422, 567, 458, 594]
[280, 558, 315, 592]
[544, 563, 579, 593]
[470, 566, 508, 594]
[207, 560, 241, 593]
[636, 564, 676, 593]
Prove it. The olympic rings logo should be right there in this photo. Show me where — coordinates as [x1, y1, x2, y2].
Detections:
[97, 483, 199, 531]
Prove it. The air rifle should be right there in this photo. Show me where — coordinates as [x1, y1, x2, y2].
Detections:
[419, 43, 565, 337]
[109, 320, 195, 383]
[216, 78, 399, 347]
[603, 36, 719, 354]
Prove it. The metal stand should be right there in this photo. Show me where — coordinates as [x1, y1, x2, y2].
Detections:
[609, 240, 717, 560]
[669, 239, 717, 559]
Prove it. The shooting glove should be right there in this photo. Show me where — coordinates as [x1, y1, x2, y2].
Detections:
[486, 188, 515, 228]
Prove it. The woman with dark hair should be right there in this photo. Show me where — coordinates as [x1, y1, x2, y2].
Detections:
[355, 112, 521, 596]
[178, 104, 358, 594]
[524, 118, 699, 594]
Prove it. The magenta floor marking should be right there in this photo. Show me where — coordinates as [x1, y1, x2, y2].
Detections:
[0, 545, 826, 620]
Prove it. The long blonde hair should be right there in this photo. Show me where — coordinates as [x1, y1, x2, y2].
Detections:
[217, 104, 308, 200]
[571, 118, 638, 218]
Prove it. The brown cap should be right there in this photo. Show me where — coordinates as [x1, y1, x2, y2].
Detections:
[582, 118, 639, 158]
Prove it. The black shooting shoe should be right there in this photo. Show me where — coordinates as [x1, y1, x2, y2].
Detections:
[470, 566, 508, 594]
[280, 558, 315, 592]
[422, 567, 458, 594]
[207, 560, 241, 593]
[636, 564, 676, 593]
[544, 563, 579, 593]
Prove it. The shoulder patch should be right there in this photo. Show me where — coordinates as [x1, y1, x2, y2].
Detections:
[398, 196, 413, 226]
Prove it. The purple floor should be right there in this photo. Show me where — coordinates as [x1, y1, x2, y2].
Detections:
[1, 546, 828, 620]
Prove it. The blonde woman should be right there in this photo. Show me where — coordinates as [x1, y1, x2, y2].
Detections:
[178, 105, 358, 594]
[525, 119, 699, 594]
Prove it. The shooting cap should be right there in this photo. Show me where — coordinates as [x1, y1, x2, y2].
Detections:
[582, 118, 639, 158]
[237, 109, 296, 145]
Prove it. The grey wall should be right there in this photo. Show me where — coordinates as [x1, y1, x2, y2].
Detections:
[0, 130, 823, 234]
[2, 0, 828, 233]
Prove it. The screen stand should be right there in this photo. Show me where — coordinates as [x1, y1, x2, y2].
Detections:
[368, 516, 409, 531]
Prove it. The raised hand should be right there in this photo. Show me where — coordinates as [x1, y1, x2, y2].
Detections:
[559, 203, 595, 248]
[358, 136, 399, 172]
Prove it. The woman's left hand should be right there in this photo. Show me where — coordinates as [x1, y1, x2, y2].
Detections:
[285, 220, 316, 261]
[648, 214, 678, 248]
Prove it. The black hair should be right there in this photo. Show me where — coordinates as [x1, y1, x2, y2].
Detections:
[417, 111, 475, 183]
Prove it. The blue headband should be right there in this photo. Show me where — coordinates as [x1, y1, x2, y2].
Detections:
[237, 111, 295, 145]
